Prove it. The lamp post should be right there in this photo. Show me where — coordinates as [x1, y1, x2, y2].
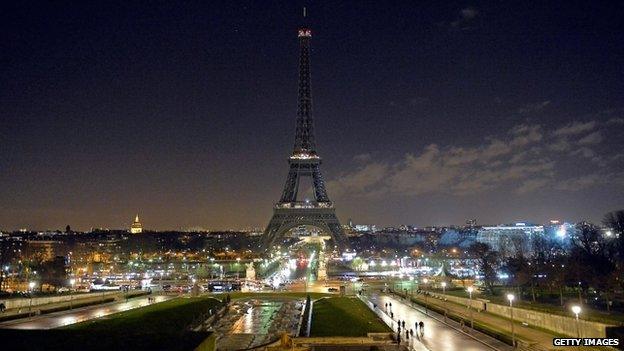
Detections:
[236, 257, 241, 281]
[441, 282, 448, 321]
[423, 278, 429, 316]
[70, 279, 76, 310]
[507, 293, 515, 347]
[28, 281, 36, 316]
[467, 286, 474, 330]
[571, 305, 581, 338]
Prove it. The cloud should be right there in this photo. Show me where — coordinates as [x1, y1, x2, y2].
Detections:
[570, 147, 596, 159]
[607, 117, 624, 125]
[327, 162, 389, 198]
[516, 178, 551, 194]
[553, 121, 597, 136]
[509, 124, 543, 147]
[577, 131, 603, 145]
[327, 119, 621, 199]
[327, 123, 552, 197]
[461, 7, 479, 20]
[409, 97, 429, 106]
[548, 139, 571, 152]
[555, 174, 604, 191]
[516, 101, 551, 114]
[447, 6, 480, 30]
[353, 153, 372, 162]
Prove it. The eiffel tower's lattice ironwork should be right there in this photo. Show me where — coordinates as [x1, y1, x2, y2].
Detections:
[261, 25, 350, 251]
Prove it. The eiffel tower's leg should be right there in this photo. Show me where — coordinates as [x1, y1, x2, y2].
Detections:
[280, 166, 300, 203]
[326, 219, 349, 251]
[262, 214, 285, 249]
[311, 164, 330, 202]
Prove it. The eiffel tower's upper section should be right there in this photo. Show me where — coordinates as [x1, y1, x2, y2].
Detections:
[291, 19, 318, 160]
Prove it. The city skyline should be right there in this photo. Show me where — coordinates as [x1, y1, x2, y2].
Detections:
[2, 2, 623, 231]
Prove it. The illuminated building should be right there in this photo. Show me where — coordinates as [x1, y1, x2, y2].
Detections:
[130, 214, 143, 234]
[476, 222, 544, 256]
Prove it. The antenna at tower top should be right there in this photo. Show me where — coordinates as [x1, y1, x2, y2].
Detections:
[303, 7, 307, 18]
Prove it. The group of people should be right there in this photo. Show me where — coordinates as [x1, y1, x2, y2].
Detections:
[396, 319, 425, 345]
[381, 301, 425, 344]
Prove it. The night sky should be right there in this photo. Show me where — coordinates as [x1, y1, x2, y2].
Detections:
[2, 2, 623, 231]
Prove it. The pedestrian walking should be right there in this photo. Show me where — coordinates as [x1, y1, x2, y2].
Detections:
[390, 312, 394, 319]
[401, 320, 405, 329]
[419, 321, 424, 337]
[0, 302, 5, 313]
[409, 329, 413, 337]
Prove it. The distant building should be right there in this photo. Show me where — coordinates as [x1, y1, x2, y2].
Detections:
[476, 222, 544, 256]
[354, 224, 377, 233]
[130, 215, 142, 234]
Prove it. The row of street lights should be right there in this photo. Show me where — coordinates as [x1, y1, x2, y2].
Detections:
[504, 292, 582, 347]
[458, 287, 583, 345]
[406, 277, 584, 343]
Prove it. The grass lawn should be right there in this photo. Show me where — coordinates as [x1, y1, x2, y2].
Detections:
[66, 296, 222, 333]
[0, 297, 223, 351]
[310, 297, 391, 336]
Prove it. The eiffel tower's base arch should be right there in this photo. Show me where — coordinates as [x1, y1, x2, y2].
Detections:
[261, 206, 350, 252]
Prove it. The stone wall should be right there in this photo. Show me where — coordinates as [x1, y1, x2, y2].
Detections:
[3, 291, 120, 310]
[428, 291, 487, 311]
[487, 303, 608, 338]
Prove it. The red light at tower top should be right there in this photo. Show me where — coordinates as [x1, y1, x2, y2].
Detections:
[298, 28, 312, 37]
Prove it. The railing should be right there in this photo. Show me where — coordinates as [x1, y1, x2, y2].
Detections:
[275, 202, 333, 209]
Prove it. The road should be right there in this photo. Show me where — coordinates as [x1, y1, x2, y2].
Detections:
[0, 295, 172, 330]
[365, 292, 513, 351]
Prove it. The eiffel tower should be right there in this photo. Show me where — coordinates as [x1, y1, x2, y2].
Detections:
[261, 21, 350, 252]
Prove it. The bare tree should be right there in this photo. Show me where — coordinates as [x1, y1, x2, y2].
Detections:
[603, 210, 624, 266]
[470, 242, 499, 295]
[570, 222, 616, 310]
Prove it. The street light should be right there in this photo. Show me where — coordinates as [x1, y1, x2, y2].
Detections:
[467, 286, 474, 330]
[441, 282, 448, 321]
[571, 305, 581, 337]
[70, 279, 76, 310]
[28, 281, 36, 316]
[423, 278, 429, 316]
[507, 293, 515, 347]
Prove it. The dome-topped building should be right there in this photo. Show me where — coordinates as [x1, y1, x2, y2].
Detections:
[130, 214, 142, 234]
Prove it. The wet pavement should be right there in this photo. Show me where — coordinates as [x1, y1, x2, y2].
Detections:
[212, 298, 304, 350]
[365, 292, 513, 351]
[0, 295, 172, 329]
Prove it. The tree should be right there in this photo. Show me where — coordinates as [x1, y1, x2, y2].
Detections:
[39, 256, 68, 289]
[470, 242, 499, 295]
[505, 252, 531, 300]
[570, 222, 616, 310]
[603, 210, 624, 266]
[0, 239, 13, 291]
